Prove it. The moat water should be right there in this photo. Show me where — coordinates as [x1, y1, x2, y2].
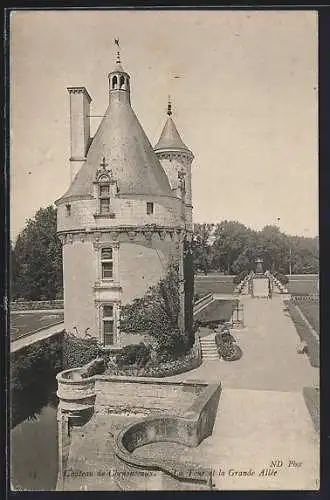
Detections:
[11, 369, 60, 490]
[11, 401, 58, 491]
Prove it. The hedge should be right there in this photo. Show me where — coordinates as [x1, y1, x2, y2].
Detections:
[233, 270, 250, 285]
[287, 302, 319, 367]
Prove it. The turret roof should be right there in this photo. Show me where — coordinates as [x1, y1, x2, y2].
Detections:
[57, 82, 172, 204]
[154, 116, 192, 153]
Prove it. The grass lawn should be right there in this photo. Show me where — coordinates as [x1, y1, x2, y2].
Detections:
[195, 277, 236, 295]
[10, 312, 64, 341]
[287, 277, 318, 296]
[296, 300, 319, 335]
[194, 299, 237, 325]
[286, 303, 319, 367]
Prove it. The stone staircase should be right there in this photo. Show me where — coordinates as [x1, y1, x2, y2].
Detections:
[252, 278, 269, 298]
[199, 336, 219, 360]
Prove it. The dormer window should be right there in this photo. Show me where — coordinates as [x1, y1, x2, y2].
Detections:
[94, 159, 118, 218]
[146, 202, 154, 215]
[99, 184, 110, 214]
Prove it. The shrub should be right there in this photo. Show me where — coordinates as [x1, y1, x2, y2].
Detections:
[215, 330, 242, 361]
[121, 263, 180, 334]
[222, 344, 243, 361]
[62, 332, 107, 370]
[152, 328, 190, 362]
[233, 270, 250, 285]
[142, 347, 202, 378]
[116, 343, 151, 368]
[121, 262, 194, 359]
[274, 272, 289, 285]
[106, 335, 201, 378]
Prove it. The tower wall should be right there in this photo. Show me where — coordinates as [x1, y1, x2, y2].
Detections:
[58, 230, 182, 342]
[57, 196, 184, 233]
[119, 238, 179, 305]
[62, 240, 96, 335]
[156, 151, 193, 232]
[58, 58, 191, 345]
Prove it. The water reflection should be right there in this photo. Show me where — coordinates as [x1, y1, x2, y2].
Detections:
[11, 371, 60, 490]
[11, 403, 58, 491]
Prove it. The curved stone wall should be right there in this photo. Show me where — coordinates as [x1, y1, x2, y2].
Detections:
[113, 381, 222, 483]
[56, 365, 221, 487]
[56, 368, 96, 415]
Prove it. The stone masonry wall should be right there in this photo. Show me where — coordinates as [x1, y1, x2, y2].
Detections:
[63, 240, 96, 335]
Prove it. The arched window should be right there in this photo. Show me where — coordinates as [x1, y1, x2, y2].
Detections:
[112, 75, 118, 89]
[120, 75, 125, 88]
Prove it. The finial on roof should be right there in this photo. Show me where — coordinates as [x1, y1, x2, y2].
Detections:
[100, 157, 108, 169]
[167, 95, 172, 117]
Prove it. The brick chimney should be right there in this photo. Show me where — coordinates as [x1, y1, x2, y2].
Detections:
[67, 87, 92, 182]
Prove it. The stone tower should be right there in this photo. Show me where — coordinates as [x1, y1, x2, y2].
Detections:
[154, 98, 194, 236]
[55, 53, 193, 346]
[154, 99, 195, 335]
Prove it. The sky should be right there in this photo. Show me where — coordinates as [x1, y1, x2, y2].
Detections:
[10, 9, 318, 241]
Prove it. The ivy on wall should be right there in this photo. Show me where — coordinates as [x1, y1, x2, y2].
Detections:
[120, 261, 190, 360]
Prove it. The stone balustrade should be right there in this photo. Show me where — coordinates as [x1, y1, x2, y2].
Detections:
[193, 293, 213, 315]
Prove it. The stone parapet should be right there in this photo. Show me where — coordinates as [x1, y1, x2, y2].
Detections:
[11, 300, 64, 311]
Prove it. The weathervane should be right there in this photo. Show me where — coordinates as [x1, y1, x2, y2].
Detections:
[114, 37, 121, 63]
[167, 95, 172, 116]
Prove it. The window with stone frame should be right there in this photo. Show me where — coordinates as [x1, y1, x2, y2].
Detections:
[102, 304, 114, 346]
[101, 247, 113, 280]
[99, 181, 110, 214]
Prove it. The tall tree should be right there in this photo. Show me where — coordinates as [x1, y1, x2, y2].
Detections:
[12, 206, 63, 300]
[258, 225, 290, 273]
[212, 221, 251, 274]
[192, 223, 215, 274]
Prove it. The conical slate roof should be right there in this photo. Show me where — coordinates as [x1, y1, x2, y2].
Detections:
[154, 116, 191, 152]
[58, 97, 172, 203]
